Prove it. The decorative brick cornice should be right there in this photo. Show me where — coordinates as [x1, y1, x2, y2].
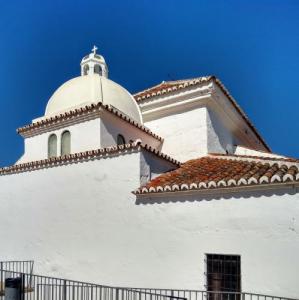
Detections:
[133, 76, 270, 152]
[0, 142, 180, 176]
[17, 103, 163, 141]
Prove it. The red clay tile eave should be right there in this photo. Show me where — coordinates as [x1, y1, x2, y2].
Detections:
[16, 102, 163, 142]
[133, 76, 271, 152]
[134, 156, 299, 195]
[0, 142, 181, 176]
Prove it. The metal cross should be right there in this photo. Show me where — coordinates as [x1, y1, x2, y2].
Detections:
[92, 45, 98, 55]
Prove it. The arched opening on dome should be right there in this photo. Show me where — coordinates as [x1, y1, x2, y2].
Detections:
[117, 134, 126, 145]
[61, 130, 71, 156]
[48, 134, 57, 158]
[83, 65, 89, 75]
[94, 64, 102, 76]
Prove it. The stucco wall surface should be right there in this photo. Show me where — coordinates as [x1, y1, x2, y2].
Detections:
[100, 112, 161, 150]
[206, 108, 239, 154]
[0, 157, 298, 298]
[20, 118, 102, 163]
[144, 107, 207, 162]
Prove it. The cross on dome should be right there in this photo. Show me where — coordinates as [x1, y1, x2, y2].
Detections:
[80, 46, 108, 78]
[92, 45, 98, 55]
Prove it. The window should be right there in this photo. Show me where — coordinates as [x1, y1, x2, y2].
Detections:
[206, 254, 241, 300]
[61, 131, 71, 156]
[48, 134, 57, 158]
[117, 134, 126, 145]
[94, 64, 102, 75]
[83, 65, 89, 75]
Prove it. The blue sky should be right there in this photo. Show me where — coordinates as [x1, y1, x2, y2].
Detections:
[0, 0, 298, 166]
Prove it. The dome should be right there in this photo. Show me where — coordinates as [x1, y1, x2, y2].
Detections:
[44, 47, 143, 124]
[45, 74, 143, 124]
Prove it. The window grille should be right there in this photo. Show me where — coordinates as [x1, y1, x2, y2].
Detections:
[206, 254, 241, 299]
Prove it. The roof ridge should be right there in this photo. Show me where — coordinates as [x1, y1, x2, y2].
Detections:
[133, 76, 213, 96]
[133, 81, 167, 96]
[209, 153, 299, 164]
[0, 142, 180, 176]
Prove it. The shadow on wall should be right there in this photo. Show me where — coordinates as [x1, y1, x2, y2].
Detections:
[135, 186, 298, 205]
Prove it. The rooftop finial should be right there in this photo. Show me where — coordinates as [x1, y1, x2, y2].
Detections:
[92, 45, 98, 55]
[81, 46, 108, 78]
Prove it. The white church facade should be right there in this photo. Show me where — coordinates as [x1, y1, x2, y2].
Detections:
[0, 48, 298, 299]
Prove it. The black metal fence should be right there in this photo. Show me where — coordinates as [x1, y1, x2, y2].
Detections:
[0, 262, 297, 300]
[0, 270, 187, 300]
[0, 261, 34, 274]
[129, 288, 299, 300]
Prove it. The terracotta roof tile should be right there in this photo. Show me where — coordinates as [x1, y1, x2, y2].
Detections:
[134, 155, 299, 195]
[133, 77, 213, 100]
[210, 153, 299, 163]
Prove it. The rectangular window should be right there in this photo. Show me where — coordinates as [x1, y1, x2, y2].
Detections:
[206, 254, 241, 299]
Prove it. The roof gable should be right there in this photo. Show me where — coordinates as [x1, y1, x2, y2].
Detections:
[134, 76, 270, 152]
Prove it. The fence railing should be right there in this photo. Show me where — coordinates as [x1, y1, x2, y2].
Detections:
[0, 261, 34, 274]
[0, 264, 297, 300]
[129, 287, 299, 300]
[0, 270, 187, 300]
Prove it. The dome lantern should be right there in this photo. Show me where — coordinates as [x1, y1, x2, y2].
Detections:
[80, 46, 108, 78]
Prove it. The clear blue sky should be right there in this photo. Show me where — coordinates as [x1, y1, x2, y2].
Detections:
[0, 0, 298, 166]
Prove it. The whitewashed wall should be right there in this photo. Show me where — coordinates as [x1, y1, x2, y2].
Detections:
[137, 188, 299, 298]
[206, 108, 240, 154]
[18, 113, 161, 164]
[19, 119, 102, 163]
[100, 111, 162, 150]
[0, 155, 298, 298]
[144, 107, 208, 162]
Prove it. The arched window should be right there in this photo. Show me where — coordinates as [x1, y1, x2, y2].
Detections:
[48, 134, 57, 158]
[83, 65, 89, 75]
[94, 64, 102, 75]
[117, 134, 126, 145]
[61, 131, 71, 156]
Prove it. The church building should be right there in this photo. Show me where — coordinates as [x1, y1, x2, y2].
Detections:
[0, 47, 298, 299]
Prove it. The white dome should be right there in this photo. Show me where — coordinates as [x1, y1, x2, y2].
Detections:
[45, 74, 143, 124]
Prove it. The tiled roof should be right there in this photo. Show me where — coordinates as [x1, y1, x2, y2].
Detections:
[133, 77, 213, 100]
[134, 154, 299, 195]
[210, 153, 299, 163]
[17, 103, 163, 141]
[133, 76, 270, 152]
[0, 142, 180, 176]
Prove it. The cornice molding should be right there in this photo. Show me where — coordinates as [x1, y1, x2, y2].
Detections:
[0, 142, 180, 176]
[17, 103, 163, 141]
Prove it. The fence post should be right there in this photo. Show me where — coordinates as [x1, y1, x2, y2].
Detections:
[20, 273, 25, 300]
[0, 262, 3, 296]
[63, 280, 67, 300]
